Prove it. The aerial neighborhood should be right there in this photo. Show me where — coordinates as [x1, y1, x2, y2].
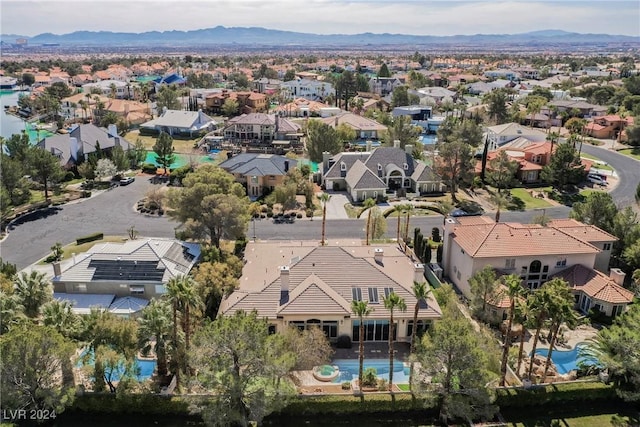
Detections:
[1, 15, 640, 427]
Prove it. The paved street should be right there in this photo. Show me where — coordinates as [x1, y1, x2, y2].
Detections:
[1, 144, 636, 270]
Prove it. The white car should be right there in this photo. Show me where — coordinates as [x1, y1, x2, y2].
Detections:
[587, 175, 608, 186]
[120, 177, 135, 186]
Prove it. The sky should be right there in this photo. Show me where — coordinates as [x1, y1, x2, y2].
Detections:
[1, 0, 639, 37]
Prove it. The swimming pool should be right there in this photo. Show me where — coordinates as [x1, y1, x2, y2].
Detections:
[78, 349, 157, 381]
[420, 134, 437, 145]
[332, 358, 409, 383]
[533, 343, 598, 374]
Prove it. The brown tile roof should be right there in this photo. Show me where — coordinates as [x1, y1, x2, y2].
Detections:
[451, 220, 600, 258]
[552, 264, 634, 304]
[547, 219, 617, 242]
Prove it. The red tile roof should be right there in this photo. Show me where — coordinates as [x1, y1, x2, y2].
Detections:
[552, 264, 634, 304]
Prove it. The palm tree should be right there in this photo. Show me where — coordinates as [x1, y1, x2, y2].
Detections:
[138, 299, 173, 377]
[403, 204, 414, 252]
[166, 276, 184, 387]
[363, 197, 376, 245]
[394, 203, 407, 243]
[109, 83, 118, 100]
[499, 274, 524, 386]
[541, 279, 576, 383]
[409, 281, 431, 391]
[383, 291, 406, 392]
[13, 271, 52, 318]
[514, 294, 533, 376]
[318, 193, 331, 246]
[0, 291, 25, 334]
[351, 300, 373, 391]
[527, 288, 552, 379]
[491, 192, 510, 223]
[42, 300, 79, 339]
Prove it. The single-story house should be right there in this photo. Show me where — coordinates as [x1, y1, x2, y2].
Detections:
[320, 112, 388, 141]
[219, 241, 442, 343]
[219, 153, 297, 198]
[141, 109, 217, 136]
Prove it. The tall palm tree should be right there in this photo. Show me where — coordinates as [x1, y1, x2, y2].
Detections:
[403, 204, 414, 252]
[318, 193, 331, 246]
[409, 281, 431, 391]
[363, 197, 376, 245]
[527, 288, 552, 379]
[499, 274, 524, 386]
[383, 291, 406, 392]
[541, 279, 576, 383]
[491, 192, 510, 223]
[351, 300, 372, 391]
[166, 276, 184, 387]
[514, 294, 533, 376]
[394, 204, 407, 243]
[42, 300, 80, 339]
[13, 271, 52, 318]
[138, 299, 173, 377]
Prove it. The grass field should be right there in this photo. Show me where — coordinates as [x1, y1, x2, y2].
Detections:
[509, 188, 553, 210]
[580, 153, 614, 171]
[124, 130, 200, 154]
[619, 148, 640, 161]
[501, 402, 639, 427]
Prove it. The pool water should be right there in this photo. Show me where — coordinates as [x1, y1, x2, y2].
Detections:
[533, 343, 598, 374]
[144, 151, 216, 169]
[420, 134, 437, 145]
[78, 349, 156, 381]
[332, 358, 409, 383]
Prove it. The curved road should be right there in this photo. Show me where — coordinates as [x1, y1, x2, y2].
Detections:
[2, 147, 637, 270]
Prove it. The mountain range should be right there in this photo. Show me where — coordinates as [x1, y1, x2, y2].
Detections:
[1, 27, 638, 47]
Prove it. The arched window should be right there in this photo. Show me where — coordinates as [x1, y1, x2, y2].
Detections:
[529, 260, 542, 273]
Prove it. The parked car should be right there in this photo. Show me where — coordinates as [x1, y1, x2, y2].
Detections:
[120, 177, 135, 186]
[450, 208, 483, 217]
[587, 174, 608, 186]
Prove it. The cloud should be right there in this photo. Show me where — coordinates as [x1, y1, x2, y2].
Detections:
[1, 1, 638, 37]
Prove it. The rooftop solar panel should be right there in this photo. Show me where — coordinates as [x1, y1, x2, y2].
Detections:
[89, 260, 165, 281]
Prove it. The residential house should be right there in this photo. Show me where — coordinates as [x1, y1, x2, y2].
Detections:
[322, 144, 445, 200]
[37, 123, 132, 169]
[484, 70, 520, 81]
[82, 80, 129, 99]
[153, 73, 187, 87]
[281, 79, 333, 101]
[140, 109, 217, 136]
[274, 98, 329, 118]
[546, 100, 607, 119]
[223, 113, 302, 152]
[479, 140, 555, 184]
[320, 112, 387, 141]
[368, 77, 404, 96]
[585, 115, 632, 140]
[52, 238, 201, 303]
[53, 293, 149, 318]
[252, 77, 283, 94]
[219, 153, 297, 198]
[205, 90, 268, 115]
[442, 216, 631, 316]
[219, 241, 442, 343]
[414, 87, 457, 105]
[485, 122, 548, 151]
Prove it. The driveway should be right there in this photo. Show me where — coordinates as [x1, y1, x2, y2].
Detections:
[323, 191, 350, 219]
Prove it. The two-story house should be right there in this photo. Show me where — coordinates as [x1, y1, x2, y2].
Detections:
[485, 122, 548, 152]
[219, 153, 296, 198]
[280, 79, 334, 101]
[205, 90, 268, 115]
[223, 113, 302, 148]
[368, 77, 404, 96]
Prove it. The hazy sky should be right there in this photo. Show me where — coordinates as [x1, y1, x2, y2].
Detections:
[2, 1, 639, 37]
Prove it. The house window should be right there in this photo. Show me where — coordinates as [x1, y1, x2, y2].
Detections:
[373, 191, 378, 198]
[290, 321, 305, 331]
[130, 285, 145, 295]
[613, 305, 624, 317]
[505, 258, 516, 270]
[268, 325, 277, 335]
[556, 258, 567, 268]
[321, 321, 338, 339]
[340, 162, 346, 171]
[603, 243, 611, 251]
[352, 287, 363, 302]
[368, 287, 379, 304]
[383, 287, 394, 298]
[403, 163, 409, 170]
[407, 320, 430, 337]
[377, 163, 382, 170]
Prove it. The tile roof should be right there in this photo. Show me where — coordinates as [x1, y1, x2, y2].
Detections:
[345, 160, 386, 190]
[547, 219, 617, 242]
[142, 110, 216, 131]
[320, 112, 387, 132]
[552, 264, 634, 304]
[219, 153, 297, 177]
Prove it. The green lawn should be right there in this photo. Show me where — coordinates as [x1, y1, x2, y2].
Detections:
[124, 130, 200, 154]
[619, 148, 640, 161]
[502, 402, 638, 427]
[396, 384, 411, 391]
[509, 188, 553, 210]
[580, 154, 614, 171]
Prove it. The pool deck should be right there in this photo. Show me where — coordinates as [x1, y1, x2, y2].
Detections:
[520, 323, 599, 356]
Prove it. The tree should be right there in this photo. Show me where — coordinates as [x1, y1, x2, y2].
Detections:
[28, 147, 64, 200]
[351, 300, 373, 391]
[190, 311, 295, 426]
[369, 207, 387, 241]
[138, 299, 173, 377]
[110, 145, 129, 173]
[168, 164, 248, 248]
[487, 150, 518, 193]
[42, 300, 80, 339]
[274, 184, 297, 212]
[541, 142, 585, 189]
[527, 286, 552, 378]
[622, 241, 640, 272]
[541, 278, 577, 383]
[21, 72, 35, 86]
[1, 154, 30, 206]
[469, 265, 499, 317]
[281, 326, 333, 370]
[153, 131, 176, 175]
[570, 191, 617, 233]
[5, 132, 31, 164]
[391, 85, 410, 108]
[363, 198, 376, 245]
[415, 301, 497, 424]
[0, 325, 75, 414]
[283, 69, 296, 81]
[222, 98, 239, 117]
[407, 70, 428, 89]
[318, 193, 330, 246]
[13, 271, 52, 318]
[499, 275, 524, 386]
[95, 158, 117, 180]
[335, 123, 357, 145]
[453, 120, 483, 148]
[377, 63, 391, 78]
[383, 291, 406, 392]
[611, 207, 640, 263]
[44, 82, 73, 102]
[192, 261, 240, 320]
[128, 138, 147, 169]
[409, 281, 431, 390]
[586, 304, 640, 401]
[435, 140, 474, 202]
[382, 115, 420, 150]
[306, 120, 341, 163]
[77, 161, 95, 181]
[156, 85, 181, 112]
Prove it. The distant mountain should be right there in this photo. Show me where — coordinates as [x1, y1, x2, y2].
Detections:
[1, 26, 638, 47]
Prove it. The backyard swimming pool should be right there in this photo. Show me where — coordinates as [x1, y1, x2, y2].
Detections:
[420, 134, 437, 145]
[533, 343, 598, 374]
[332, 358, 409, 383]
[78, 349, 156, 382]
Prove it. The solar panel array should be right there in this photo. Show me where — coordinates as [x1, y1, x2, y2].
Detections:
[163, 243, 195, 270]
[89, 260, 164, 281]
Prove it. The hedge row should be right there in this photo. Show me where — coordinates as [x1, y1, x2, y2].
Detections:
[495, 381, 617, 408]
[69, 394, 191, 415]
[76, 232, 104, 245]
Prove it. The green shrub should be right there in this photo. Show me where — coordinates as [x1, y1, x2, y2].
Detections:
[142, 163, 157, 174]
[69, 394, 191, 416]
[76, 232, 104, 245]
[495, 381, 616, 408]
[361, 368, 378, 387]
[341, 382, 351, 390]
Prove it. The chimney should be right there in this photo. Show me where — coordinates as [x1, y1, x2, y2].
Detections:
[393, 139, 401, 149]
[279, 266, 290, 304]
[366, 140, 372, 152]
[52, 261, 61, 278]
[414, 263, 425, 283]
[374, 248, 384, 265]
[405, 144, 413, 154]
[107, 123, 118, 137]
[322, 151, 331, 171]
[609, 268, 626, 286]
[284, 160, 289, 173]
